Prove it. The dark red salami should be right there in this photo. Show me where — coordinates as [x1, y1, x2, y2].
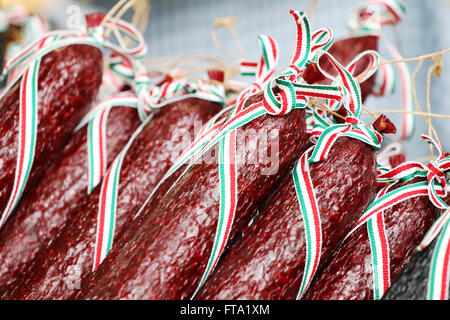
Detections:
[75, 94, 310, 300]
[303, 178, 440, 300]
[0, 45, 103, 215]
[0, 106, 140, 292]
[4, 97, 223, 300]
[196, 136, 378, 300]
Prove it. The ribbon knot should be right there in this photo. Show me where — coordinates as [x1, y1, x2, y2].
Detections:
[427, 161, 447, 190]
[259, 10, 336, 117]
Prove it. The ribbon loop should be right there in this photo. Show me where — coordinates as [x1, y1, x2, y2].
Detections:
[346, 50, 380, 83]
[348, 0, 406, 35]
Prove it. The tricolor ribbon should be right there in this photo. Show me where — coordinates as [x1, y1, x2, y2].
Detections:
[0, 4, 28, 32]
[346, 134, 450, 300]
[419, 208, 450, 300]
[0, 16, 151, 229]
[75, 91, 140, 194]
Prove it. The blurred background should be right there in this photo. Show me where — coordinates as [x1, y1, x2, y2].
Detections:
[2, 0, 450, 161]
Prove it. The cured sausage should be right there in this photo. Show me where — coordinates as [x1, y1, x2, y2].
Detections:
[0, 45, 103, 215]
[4, 97, 223, 300]
[0, 106, 140, 292]
[76, 93, 310, 300]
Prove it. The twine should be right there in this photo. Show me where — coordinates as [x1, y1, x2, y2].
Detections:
[211, 16, 248, 61]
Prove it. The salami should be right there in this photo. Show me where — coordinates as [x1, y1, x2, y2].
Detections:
[76, 96, 309, 300]
[0, 105, 140, 292]
[0, 44, 103, 218]
[4, 97, 223, 300]
[73, 11, 348, 300]
[303, 137, 450, 300]
[195, 136, 379, 300]
[303, 178, 440, 300]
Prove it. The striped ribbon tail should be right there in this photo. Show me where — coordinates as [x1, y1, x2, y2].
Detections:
[288, 10, 311, 71]
[292, 150, 322, 299]
[0, 59, 40, 228]
[192, 130, 238, 297]
[87, 108, 111, 194]
[367, 212, 391, 299]
[92, 117, 150, 270]
[427, 218, 450, 300]
[367, 186, 391, 300]
[255, 35, 279, 85]
[372, 63, 396, 97]
[93, 153, 122, 270]
[382, 37, 415, 142]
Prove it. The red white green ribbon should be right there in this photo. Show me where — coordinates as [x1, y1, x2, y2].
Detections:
[372, 63, 396, 97]
[367, 186, 391, 299]
[420, 209, 450, 300]
[293, 148, 322, 299]
[237, 34, 279, 110]
[93, 116, 150, 269]
[381, 36, 415, 142]
[185, 11, 343, 298]
[76, 92, 139, 194]
[346, 134, 450, 299]
[415, 138, 450, 300]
